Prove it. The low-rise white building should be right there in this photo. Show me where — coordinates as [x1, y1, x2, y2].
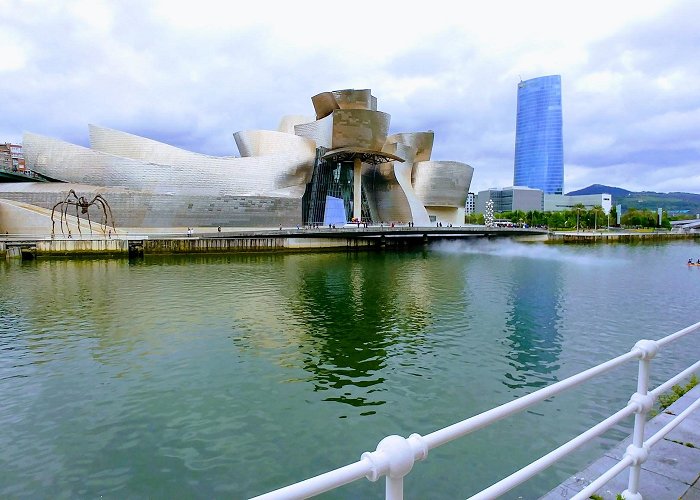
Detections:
[475, 186, 543, 213]
[544, 193, 612, 214]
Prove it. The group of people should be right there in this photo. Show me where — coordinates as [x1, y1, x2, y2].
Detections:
[688, 258, 700, 265]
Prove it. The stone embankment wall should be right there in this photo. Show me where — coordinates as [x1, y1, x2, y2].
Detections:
[548, 232, 698, 243]
[2, 236, 376, 259]
[143, 237, 373, 254]
[38, 239, 127, 255]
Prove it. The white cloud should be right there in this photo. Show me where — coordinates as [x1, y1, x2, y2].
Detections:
[0, 28, 29, 72]
[66, 0, 114, 32]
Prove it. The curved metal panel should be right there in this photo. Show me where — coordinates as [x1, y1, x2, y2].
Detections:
[331, 89, 375, 110]
[91, 124, 314, 161]
[412, 160, 474, 207]
[89, 125, 315, 190]
[294, 115, 333, 149]
[25, 132, 315, 198]
[391, 143, 431, 225]
[362, 163, 411, 224]
[233, 130, 316, 157]
[311, 92, 339, 120]
[277, 115, 314, 134]
[363, 142, 430, 225]
[89, 124, 238, 161]
[387, 132, 434, 162]
[331, 109, 390, 151]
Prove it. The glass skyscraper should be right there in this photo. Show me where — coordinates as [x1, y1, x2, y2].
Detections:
[513, 75, 563, 194]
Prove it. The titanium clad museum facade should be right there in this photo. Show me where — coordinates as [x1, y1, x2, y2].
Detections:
[0, 89, 473, 234]
[513, 75, 564, 195]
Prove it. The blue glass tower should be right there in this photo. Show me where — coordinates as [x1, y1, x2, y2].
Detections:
[513, 75, 563, 194]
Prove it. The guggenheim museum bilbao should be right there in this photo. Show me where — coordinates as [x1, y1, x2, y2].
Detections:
[0, 88, 473, 233]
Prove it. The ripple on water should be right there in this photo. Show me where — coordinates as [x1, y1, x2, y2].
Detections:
[0, 245, 699, 498]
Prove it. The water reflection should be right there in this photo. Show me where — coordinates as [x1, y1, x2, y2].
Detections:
[3, 243, 700, 499]
[114, 252, 442, 413]
[503, 259, 564, 391]
[2, 249, 564, 411]
[288, 253, 434, 410]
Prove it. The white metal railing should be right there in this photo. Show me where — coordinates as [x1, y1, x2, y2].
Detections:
[0, 232, 150, 241]
[250, 321, 700, 500]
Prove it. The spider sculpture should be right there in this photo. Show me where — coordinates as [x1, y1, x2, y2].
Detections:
[51, 190, 117, 237]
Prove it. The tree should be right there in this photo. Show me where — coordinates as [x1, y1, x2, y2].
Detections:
[548, 211, 565, 229]
[526, 210, 535, 227]
[621, 208, 668, 229]
[509, 210, 526, 225]
[465, 212, 485, 225]
[609, 205, 618, 227]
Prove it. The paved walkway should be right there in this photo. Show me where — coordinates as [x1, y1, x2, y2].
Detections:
[541, 385, 700, 499]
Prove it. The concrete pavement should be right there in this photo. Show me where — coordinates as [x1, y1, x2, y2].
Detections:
[541, 385, 700, 499]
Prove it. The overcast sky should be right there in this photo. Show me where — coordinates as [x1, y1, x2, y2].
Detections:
[1, 0, 698, 194]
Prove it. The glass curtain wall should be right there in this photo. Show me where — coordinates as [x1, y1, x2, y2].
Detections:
[302, 148, 373, 226]
[513, 75, 564, 195]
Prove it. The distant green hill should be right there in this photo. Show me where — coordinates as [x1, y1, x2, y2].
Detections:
[566, 184, 632, 198]
[566, 184, 700, 215]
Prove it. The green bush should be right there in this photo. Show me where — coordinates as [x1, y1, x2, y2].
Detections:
[656, 374, 698, 411]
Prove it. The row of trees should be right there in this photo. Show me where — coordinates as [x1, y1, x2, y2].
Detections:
[465, 205, 673, 230]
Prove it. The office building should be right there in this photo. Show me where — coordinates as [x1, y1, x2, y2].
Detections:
[513, 75, 564, 194]
[544, 193, 612, 214]
[475, 186, 544, 213]
[0, 143, 24, 172]
[465, 192, 476, 215]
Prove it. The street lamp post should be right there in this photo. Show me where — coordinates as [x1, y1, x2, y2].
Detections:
[576, 208, 580, 233]
[594, 209, 598, 233]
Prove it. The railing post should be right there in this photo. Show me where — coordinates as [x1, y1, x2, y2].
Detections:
[361, 434, 428, 500]
[623, 340, 658, 500]
[386, 476, 403, 500]
[252, 323, 699, 500]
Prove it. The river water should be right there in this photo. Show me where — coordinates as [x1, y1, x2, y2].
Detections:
[1, 239, 698, 499]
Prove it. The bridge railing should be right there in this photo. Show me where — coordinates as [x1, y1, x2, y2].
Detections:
[251, 321, 700, 500]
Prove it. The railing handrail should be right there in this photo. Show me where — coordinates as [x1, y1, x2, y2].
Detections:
[0, 233, 151, 241]
[573, 395, 700, 500]
[250, 321, 700, 499]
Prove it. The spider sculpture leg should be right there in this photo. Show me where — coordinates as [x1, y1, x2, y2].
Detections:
[64, 191, 79, 235]
[75, 202, 82, 236]
[61, 200, 70, 236]
[64, 190, 81, 236]
[92, 197, 107, 234]
[50, 201, 63, 237]
[93, 196, 116, 234]
[85, 202, 93, 233]
[67, 190, 80, 207]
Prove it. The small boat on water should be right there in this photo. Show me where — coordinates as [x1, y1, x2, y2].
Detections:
[688, 262, 700, 266]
